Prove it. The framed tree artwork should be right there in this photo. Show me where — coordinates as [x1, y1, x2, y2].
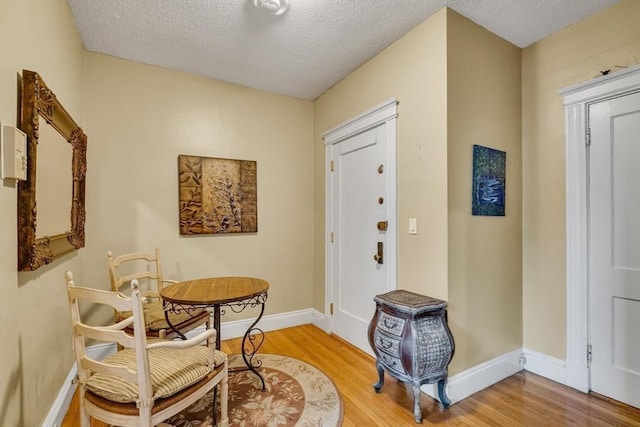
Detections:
[178, 155, 257, 234]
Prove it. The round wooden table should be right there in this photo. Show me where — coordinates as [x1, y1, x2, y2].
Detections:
[161, 276, 269, 389]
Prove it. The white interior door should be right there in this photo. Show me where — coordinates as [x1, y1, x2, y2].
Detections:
[324, 100, 397, 356]
[589, 90, 640, 408]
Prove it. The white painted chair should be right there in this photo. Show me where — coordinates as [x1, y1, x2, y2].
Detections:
[65, 270, 228, 426]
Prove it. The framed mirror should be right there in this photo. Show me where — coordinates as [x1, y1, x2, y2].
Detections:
[18, 70, 87, 271]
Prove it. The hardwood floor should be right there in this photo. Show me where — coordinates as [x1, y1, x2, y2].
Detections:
[62, 324, 640, 426]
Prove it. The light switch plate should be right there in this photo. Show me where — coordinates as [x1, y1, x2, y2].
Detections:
[1, 122, 27, 181]
[409, 217, 417, 234]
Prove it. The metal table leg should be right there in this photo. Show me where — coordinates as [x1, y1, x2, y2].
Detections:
[239, 301, 266, 390]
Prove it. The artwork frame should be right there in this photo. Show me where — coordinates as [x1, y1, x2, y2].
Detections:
[472, 145, 506, 216]
[178, 155, 257, 234]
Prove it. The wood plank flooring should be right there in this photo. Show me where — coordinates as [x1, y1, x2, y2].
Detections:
[62, 324, 640, 426]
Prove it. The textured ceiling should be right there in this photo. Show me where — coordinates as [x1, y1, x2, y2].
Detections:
[66, 0, 621, 100]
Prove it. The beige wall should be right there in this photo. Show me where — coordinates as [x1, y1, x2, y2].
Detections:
[0, 1, 85, 425]
[313, 9, 449, 314]
[446, 11, 523, 372]
[83, 54, 314, 325]
[314, 8, 523, 375]
[522, 0, 640, 358]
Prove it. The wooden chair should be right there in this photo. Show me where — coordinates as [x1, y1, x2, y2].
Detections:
[107, 247, 209, 339]
[65, 270, 229, 427]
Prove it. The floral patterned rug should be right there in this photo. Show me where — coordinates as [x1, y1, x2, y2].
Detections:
[165, 354, 343, 427]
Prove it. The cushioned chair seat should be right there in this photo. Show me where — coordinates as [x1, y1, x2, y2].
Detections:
[85, 343, 226, 403]
[84, 365, 226, 417]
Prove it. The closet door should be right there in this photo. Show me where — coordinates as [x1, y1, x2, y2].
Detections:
[588, 91, 640, 408]
[561, 64, 640, 397]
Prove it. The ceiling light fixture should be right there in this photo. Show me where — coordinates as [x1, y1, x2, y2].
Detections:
[253, 0, 289, 15]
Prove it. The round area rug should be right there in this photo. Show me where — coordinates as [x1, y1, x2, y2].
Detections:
[165, 354, 343, 427]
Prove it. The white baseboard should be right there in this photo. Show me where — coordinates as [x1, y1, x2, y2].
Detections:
[41, 365, 77, 427]
[310, 309, 331, 333]
[421, 349, 524, 405]
[522, 347, 582, 389]
[219, 308, 317, 340]
[42, 343, 117, 427]
[87, 341, 119, 360]
[421, 347, 587, 406]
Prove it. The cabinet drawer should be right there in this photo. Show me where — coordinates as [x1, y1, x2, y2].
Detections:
[378, 352, 404, 375]
[377, 311, 405, 336]
[374, 329, 401, 357]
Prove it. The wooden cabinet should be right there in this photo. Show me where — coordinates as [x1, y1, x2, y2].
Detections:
[368, 290, 455, 423]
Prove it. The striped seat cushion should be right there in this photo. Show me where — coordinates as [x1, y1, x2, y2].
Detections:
[84, 344, 226, 403]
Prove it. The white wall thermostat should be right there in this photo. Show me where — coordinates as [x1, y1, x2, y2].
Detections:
[1, 122, 27, 181]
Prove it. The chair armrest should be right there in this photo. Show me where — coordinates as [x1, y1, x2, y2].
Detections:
[146, 328, 217, 350]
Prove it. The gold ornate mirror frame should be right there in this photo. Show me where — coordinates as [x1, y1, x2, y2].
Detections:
[18, 70, 87, 271]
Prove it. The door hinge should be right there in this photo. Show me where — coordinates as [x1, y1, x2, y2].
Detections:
[330, 303, 334, 315]
[330, 160, 334, 171]
[330, 232, 334, 243]
[587, 344, 592, 366]
[586, 128, 591, 146]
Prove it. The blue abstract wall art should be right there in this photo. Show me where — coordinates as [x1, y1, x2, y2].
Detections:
[472, 145, 506, 216]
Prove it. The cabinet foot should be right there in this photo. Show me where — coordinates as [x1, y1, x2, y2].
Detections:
[373, 362, 385, 392]
[412, 384, 422, 423]
[437, 378, 451, 408]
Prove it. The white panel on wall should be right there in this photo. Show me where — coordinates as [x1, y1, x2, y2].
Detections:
[612, 111, 640, 270]
[613, 297, 640, 373]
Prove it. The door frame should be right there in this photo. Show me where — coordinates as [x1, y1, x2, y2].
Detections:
[322, 98, 398, 332]
[560, 64, 640, 393]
